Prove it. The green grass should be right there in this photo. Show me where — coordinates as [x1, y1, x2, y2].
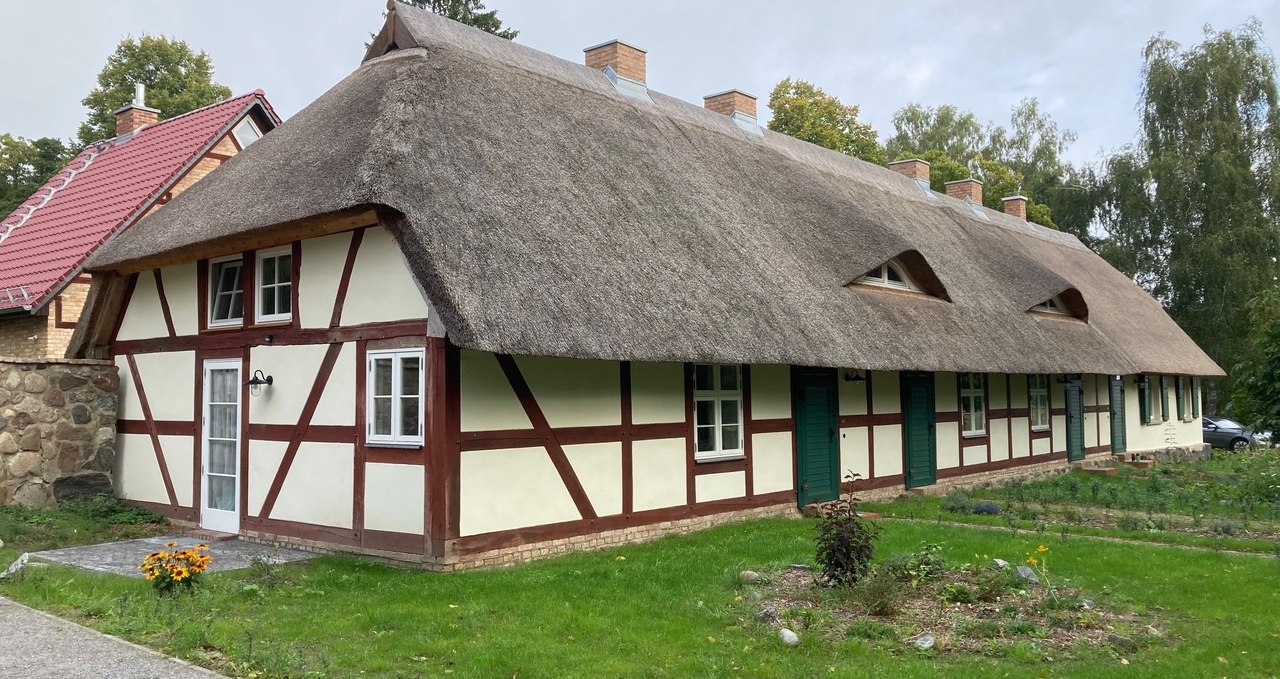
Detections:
[0, 497, 167, 565]
[3, 517, 1280, 677]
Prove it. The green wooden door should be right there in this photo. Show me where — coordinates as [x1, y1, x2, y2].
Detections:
[792, 367, 839, 506]
[1109, 376, 1126, 454]
[1066, 375, 1085, 461]
[900, 372, 936, 488]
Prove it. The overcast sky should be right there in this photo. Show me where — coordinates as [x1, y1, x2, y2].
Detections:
[2, 1, 1278, 166]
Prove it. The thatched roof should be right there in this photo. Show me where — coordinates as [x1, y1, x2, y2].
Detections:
[83, 4, 1222, 377]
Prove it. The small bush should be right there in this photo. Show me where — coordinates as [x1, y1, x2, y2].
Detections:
[940, 582, 977, 604]
[883, 542, 947, 588]
[972, 501, 1001, 515]
[848, 618, 898, 641]
[847, 568, 904, 616]
[61, 494, 166, 525]
[941, 490, 972, 514]
[976, 569, 1015, 602]
[1211, 520, 1238, 536]
[815, 497, 881, 587]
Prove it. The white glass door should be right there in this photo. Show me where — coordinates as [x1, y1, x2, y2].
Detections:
[201, 359, 241, 533]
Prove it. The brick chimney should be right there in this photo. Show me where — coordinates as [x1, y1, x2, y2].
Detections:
[703, 90, 757, 119]
[888, 159, 930, 182]
[1002, 195, 1028, 220]
[584, 40, 646, 86]
[945, 178, 983, 203]
[114, 83, 160, 136]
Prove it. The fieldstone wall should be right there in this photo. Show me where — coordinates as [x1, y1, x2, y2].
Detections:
[0, 357, 119, 508]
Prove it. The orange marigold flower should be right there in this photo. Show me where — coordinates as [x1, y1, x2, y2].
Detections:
[1037, 545, 1049, 553]
[1026, 555, 1038, 565]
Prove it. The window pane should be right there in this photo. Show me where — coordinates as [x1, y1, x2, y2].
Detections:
[886, 264, 904, 283]
[262, 256, 276, 283]
[210, 369, 237, 402]
[373, 396, 392, 436]
[208, 439, 236, 475]
[720, 366, 739, 391]
[695, 399, 714, 427]
[209, 403, 237, 440]
[694, 365, 714, 391]
[401, 396, 420, 438]
[207, 475, 235, 511]
[720, 399, 739, 425]
[401, 355, 421, 396]
[261, 286, 276, 316]
[227, 290, 243, 321]
[276, 285, 291, 314]
[696, 426, 715, 452]
[721, 425, 740, 451]
[373, 358, 393, 396]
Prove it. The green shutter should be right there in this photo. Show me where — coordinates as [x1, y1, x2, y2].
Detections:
[1175, 377, 1186, 420]
[1138, 375, 1149, 424]
[1160, 375, 1170, 421]
[1192, 378, 1201, 418]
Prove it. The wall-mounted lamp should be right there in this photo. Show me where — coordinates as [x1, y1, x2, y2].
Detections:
[843, 369, 867, 382]
[247, 369, 274, 397]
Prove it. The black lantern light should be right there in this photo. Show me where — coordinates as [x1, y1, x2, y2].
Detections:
[247, 369, 274, 397]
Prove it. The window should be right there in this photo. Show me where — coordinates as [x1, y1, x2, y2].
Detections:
[232, 118, 262, 148]
[959, 373, 986, 436]
[1032, 297, 1068, 314]
[1028, 374, 1050, 431]
[693, 364, 743, 461]
[1176, 376, 1189, 421]
[208, 257, 244, 327]
[256, 247, 293, 323]
[366, 349, 424, 447]
[857, 259, 918, 291]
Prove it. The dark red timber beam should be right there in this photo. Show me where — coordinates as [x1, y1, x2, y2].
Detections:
[152, 269, 176, 338]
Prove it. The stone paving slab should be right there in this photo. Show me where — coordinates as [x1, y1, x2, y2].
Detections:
[30, 536, 315, 578]
[0, 596, 222, 678]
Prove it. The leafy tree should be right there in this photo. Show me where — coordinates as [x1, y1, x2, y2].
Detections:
[77, 35, 232, 146]
[0, 135, 70, 218]
[395, 0, 517, 39]
[886, 103, 985, 164]
[1225, 289, 1280, 430]
[894, 149, 967, 193]
[767, 78, 886, 165]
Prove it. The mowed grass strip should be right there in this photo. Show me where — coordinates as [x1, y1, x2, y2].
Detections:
[2, 518, 1279, 678]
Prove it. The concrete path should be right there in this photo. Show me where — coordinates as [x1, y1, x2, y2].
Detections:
[0, 596, 221, 678]
[31, 536, 315, 578]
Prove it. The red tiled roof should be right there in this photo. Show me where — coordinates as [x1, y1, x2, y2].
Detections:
[0, 90, 278, 311]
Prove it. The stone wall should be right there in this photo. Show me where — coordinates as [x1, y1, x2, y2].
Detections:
[0, 357, 119, 508]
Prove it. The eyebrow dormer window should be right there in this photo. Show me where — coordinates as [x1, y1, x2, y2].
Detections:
[1032, 296, 1068, 314]
[858, 259, 919, 291]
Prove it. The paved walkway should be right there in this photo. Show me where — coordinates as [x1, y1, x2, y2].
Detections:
[0, 596, 221, 678]
[31, 536, 315, 577]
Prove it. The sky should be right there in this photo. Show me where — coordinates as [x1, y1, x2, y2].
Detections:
[2, 0, 1278, 166]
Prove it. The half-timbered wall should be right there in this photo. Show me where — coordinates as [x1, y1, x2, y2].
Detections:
[1122, 374, 1201, 453]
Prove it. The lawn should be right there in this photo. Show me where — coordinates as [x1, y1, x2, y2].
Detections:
[0, 496, 168, 565]
[2, 514, 1279, 678]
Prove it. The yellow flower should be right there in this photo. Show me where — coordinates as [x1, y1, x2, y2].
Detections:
[144, 571, 156, 581]
[1037, 545, 1049, 553]
[1026, 555, 1038, 565]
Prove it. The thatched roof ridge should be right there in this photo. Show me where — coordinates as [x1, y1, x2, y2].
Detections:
[85, 5, 1222, 377]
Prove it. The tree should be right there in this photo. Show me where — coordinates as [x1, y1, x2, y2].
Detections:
[886, 103, 985, 164]
[77, 35, 232, 146]
[395, 0, 517, 39]
[0, 134, 70, 218]
[1225, 289, 1280, 430]
[767, 78, 886, 165]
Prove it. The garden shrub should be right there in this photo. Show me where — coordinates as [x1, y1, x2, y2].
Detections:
[883, 542, 946, 588]
[61, 494, 166, 525]
[976, 569, 1016, 602]
[940, 582, 977, 604]
[847, 568, 904, 616]
[847, 618, 898, 641]
[815, 495, 881, 587]
[940, 490, 972, 514]
[972, 501, 1000, 515]
[1211, 520, 1237, 536]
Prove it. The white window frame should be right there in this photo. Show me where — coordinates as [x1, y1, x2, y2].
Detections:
[365, 348, 425, 448]
[1181, 378, 1193, 422]
[693, 364, 744, 462]
[208, 255, 244, 328]
[232, 117, 262, 149]
[1028, 374, 1050, 431]
[856, 258, 920, 291]
[255, 246, 293, 324]
[959, 372, 986, 437]
[1032, 296, 1069, 315]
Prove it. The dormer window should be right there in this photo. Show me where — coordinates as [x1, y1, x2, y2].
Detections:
[1032, 296, 1068, 315]
[1028, 289, 1087, 321]
[232, 118, 262, 148]
[858, 259, 919, 291]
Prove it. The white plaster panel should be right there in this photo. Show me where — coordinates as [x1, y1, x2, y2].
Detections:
[340, 226, 429, 326]
[839, 427, 870, 482]
[962, 444, 986, 467]
[1083, 375, 1098, 406]
[518, 356, 620, 428]
[989, 374, 1008, 409]
[314, 342, 356, 426]
[248, 344, 328, 426]
[1032, 437, 1052, 456]
[751, 364, 791, 420]
[1009, 374, 1028, 408]
[989, 420, 1010, 461]
[632, 437, 687, 511]
[116, 271, 170, 341]
[160, 435, 194, 508]
[839, 373, 868, 416]
[460, 446, 579, 535]
[460, 350, 531, 432]
[114, 433, 168, 503]
[936, 422, 960, 469]
[270, 442, 354, 529]
[132, 351, 195, 421]
[695, 471, 746, 503]
[631, 362, 684, 425]
[299, 231, 350, 329]
[1051, 415, 1066, 452]
[115, 355, 143, 420]
[247, 440, 288, 518]
[935, 373, 958, 411]
[564, 442, 623, 517]
[1085, 414, 1099, 447]
[872, 425, 902, 477]
[1099, 412, 1111, 446]
[364, 462, 425, 534]
[870, 371, 901, 414]
[753, 431, 794, 494]
[1010, 418, 1030, 457]
[161, 262, 199, 335]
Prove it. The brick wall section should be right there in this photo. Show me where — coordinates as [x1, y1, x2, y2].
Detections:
[0, 315, 51, 359]
[945, 178, 983, 203]
[169, 136, 237, 196]
[704, 90, 757, 118]
[45, 281, 91, 359]
[584, 41, 646, 84]
[0, 357, 119, 508]
[888, 159, 931, 182]
[115, 107, 159, 136]
[1002, 196, 1028, 220]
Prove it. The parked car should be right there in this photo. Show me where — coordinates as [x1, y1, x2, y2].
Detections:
[1201, 417, 1266, 451]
